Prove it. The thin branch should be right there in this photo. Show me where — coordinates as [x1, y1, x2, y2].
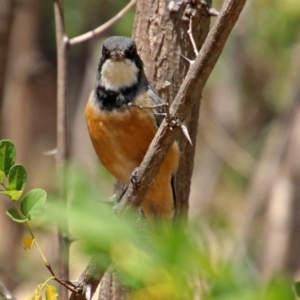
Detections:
[128, 102, 174, 124]
[54, 0, 70, 300]
[128, 102, 169, 111]
[46, 264, 78, 293]
[69, 0, 137, 47]
[116, 0, 247, 213]
[188, 17, 199, 57]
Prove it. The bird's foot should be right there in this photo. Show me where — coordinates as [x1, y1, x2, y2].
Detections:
[130, 167, 140, 188]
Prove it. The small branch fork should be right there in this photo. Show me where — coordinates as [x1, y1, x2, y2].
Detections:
[128, 102, 169, 111]
[46, 263, 78, 293]
[181, 17, 199, 64]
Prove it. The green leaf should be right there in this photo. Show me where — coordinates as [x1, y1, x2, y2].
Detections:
[21, 189, 47, 221]
[0, 140, 16, 176]
[0, 190, 23, 201]
[6, 208, 27, 223]
[294, 282, 300, 298]
[7, 164, 27, 192]
[0, 170, 6, 184]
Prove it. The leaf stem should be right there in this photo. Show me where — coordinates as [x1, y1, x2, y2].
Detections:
[12, 201, 76, 293]
[46, 263, 77, 293]
[12, 202, 49, 264]
[34, 239, 48, 265]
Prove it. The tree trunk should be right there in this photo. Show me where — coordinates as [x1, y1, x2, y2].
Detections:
[98, 0, 211, 298]
[133, 0, 211, 218]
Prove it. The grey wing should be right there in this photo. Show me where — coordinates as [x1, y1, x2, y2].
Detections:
[148, 85, 166, 127]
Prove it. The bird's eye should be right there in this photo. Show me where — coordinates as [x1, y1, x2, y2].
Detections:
[102, 47, 107, 56]
[129, 44, 136, 54]
[126, 44, 136, 57]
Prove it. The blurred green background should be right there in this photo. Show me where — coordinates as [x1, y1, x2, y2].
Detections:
[0, 0, 300, 299]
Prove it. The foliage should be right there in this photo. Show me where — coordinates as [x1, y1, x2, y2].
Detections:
[0, 140, 46, 221]
[49, 192, 295, 299]
[0, 139, 296, 299]
[0, 139, 53, 300]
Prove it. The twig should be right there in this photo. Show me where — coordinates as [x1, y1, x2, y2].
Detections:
[69, 0, 137, 46]
[45, 263, 78, 293]
[188, 17, 199, 57]
[116, 0, 247, 213]
[128, 102, 169, 111]
[128, 102, 174, 126]
[53, 1, 70, 299]
[180, 53, 195, 65]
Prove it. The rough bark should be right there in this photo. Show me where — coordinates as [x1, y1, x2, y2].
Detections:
[132, 0, 211, 218]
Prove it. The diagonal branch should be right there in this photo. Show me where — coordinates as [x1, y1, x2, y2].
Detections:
[117, 0, 248, 213]
[69, 0, 137, 47]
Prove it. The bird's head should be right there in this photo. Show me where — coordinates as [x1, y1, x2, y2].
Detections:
[97, 36, 144, 91]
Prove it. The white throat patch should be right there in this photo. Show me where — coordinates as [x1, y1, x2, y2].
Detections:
[100, 58, 139, 91]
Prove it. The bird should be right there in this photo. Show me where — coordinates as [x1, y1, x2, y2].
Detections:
[85, 36, 179, 221]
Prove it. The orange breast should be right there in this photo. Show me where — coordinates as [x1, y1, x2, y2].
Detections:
[85, 94, 157, 183]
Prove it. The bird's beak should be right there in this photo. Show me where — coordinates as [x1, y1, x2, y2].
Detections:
[110, 50, 125, 62]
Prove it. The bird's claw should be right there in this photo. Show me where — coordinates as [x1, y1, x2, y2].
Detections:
[130, 168, 140, 188]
